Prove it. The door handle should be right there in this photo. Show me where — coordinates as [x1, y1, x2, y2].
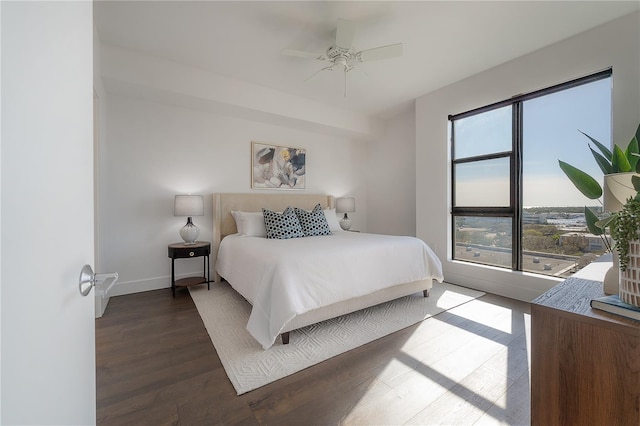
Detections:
[79, 264, 119, 296]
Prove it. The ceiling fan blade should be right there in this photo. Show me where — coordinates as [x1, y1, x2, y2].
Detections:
[281, 48, 324, 60]
[304, 65, 334, 81]
[357, 43, 403, 62]
[335, 18, 357, 48]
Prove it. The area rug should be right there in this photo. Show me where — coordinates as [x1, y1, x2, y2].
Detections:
[189, 281, 484, 395]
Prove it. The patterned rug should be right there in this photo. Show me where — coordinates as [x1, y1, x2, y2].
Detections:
[189, 281, 484, 395]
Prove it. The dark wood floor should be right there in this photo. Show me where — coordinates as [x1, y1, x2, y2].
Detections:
[96, 285, 531, 425]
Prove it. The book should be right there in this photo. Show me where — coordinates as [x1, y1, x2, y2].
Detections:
[590, 294, 640, 321]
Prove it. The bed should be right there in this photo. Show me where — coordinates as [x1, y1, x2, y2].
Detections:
[212, 193, 444, 349]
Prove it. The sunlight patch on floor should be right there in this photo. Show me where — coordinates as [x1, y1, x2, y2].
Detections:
[342, 298, 531, 426]
[442, 297, 516, 334]
[376, 357, 421, 384]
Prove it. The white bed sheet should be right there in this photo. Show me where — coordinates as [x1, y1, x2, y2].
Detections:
[215, 231, 444, 349]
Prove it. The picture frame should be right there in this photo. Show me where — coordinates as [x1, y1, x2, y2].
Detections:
[251, 142, 306, 190]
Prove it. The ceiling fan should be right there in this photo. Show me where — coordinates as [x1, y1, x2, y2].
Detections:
[281, 18, 403, 96]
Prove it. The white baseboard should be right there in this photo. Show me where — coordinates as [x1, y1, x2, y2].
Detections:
[106, 273, 207, 297]
[443, 269, 553, 302]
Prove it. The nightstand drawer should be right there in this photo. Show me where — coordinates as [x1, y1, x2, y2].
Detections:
[168, 246, 209, 259]
[167, 242, 210, 259]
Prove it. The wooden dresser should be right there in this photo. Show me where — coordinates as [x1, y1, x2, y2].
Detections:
[531, 262, 640, 425]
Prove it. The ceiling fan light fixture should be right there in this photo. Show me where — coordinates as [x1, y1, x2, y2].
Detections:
[334, 57, 348, 69]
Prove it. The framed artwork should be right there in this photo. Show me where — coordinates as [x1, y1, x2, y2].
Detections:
[251, 142, 306, 190]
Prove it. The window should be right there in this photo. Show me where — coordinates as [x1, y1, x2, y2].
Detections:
[450, 70, 612, 278]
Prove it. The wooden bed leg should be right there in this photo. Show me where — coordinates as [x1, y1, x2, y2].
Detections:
[281, 332, 290, 345]
[423, 289, 430, 298]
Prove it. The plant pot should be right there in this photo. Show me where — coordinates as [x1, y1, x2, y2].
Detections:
[603, 251, 620, 295]
[604, 172, 640, 212]
[619, 240, 640, 307]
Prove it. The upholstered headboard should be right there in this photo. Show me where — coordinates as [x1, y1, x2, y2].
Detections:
[212, 193, 334, 280]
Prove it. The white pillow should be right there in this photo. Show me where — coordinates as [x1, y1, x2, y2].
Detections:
[324, 208, 342, 232]
[230, 211, 267, 237]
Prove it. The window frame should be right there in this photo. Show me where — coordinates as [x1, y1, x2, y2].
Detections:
[449, 68, 612, 273]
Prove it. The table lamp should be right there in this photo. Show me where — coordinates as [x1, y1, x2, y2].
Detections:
[336, 197, 356, 231]
[174, 194, 204, 244]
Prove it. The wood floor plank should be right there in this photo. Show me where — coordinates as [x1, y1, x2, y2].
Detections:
[405, 364, 515, 425]
[96, 287, 532, 425]
[475, 372, 531, 426]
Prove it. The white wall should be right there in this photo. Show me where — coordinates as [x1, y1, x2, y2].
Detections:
[416, 12, 640, 301]
[101, 94, 368, 295]
[367, 106, 417, 236]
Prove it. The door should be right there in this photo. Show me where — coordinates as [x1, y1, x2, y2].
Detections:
[1, 2, 96, 424]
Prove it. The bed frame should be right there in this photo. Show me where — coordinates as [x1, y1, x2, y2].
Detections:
[212, 193, 433, 345]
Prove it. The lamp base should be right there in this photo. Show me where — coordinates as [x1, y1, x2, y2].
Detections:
[180, 217, 200, 244]
[339, 213, 352, 231]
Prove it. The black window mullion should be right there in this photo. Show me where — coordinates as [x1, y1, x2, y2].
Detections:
[512, 102, 523, 271]
[450, 120, 456, 261]
[453, 151, 512, 165]
[452, 207, 513, 216]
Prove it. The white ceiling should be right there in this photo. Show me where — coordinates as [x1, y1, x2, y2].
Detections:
[94, 1, 640, 119]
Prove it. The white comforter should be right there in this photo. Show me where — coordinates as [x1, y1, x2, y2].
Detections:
[215, 231, 444, 349]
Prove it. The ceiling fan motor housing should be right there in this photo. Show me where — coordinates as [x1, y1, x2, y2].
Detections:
[326, 45, 356, 70]
[326, 45, 352, 59]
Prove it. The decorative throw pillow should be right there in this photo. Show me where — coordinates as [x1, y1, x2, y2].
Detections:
[262, 207, 304, 239]
[323, 208, 342, 232]
[295, 204, 332, 237]
[231, 211, 268, 237]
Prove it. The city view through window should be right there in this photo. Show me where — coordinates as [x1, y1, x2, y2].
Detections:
[455, 206, 608, 278]
[452, 74, 612, 278]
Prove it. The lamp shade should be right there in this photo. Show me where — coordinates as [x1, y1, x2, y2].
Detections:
[336, 197, 356, 213]
[603, 173, 639, 213]
[174, 194, 204, 217]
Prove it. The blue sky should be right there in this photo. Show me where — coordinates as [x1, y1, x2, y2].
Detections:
[454, 77, 612, 208]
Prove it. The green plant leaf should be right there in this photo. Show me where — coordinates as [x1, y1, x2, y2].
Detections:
[558, 160, 603, 199]
[631, 140, 640, 173]
[635, 123, 640, 144]
[589, 147, 613, 174]
[626, 136, 640, 171]
[595, 214, 614, 230]
[580, 130, 612, 159]
[585, 207, 605, 235]
[612, 145, 632, 172]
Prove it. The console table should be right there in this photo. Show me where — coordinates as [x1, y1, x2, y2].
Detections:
[531, 262, 640, 425]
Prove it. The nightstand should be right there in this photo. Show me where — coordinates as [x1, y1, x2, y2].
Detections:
[167, 241, 210, 297]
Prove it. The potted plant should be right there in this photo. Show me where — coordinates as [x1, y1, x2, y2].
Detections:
[558, 122, 640, 241]
[559, 122, 640, 305]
